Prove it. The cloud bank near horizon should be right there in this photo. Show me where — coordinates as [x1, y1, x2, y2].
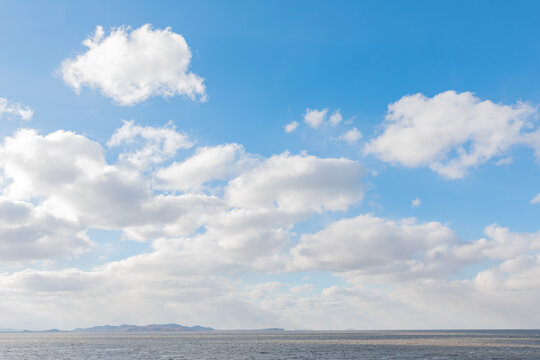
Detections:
[1, 118, 540, 330]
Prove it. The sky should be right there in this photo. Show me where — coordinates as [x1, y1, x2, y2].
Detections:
[1, 0, 540, 330]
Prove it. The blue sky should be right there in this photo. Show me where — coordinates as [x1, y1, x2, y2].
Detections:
[1, 0, 540, 330]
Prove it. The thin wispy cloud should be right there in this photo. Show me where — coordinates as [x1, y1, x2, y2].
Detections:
[0, 98, 33, 121]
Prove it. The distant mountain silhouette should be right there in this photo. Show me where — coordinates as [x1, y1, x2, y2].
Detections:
[43, 329, 62, 333]
[74, 323, 213, 332]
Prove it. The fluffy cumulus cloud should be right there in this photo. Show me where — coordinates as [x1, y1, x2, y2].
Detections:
[59, 24, 205, 105]
[365, 91, 536, 179]
[301, 108, 349, 131]
[329, 110, 343, 126]
[0, 199, 91, 264]
[292, 216, 540, 281]
[3, 219, 540, 330]
[291, 215, 464, 279]
[4, 120, 540, 330]
[155, 143, 256, 192]
[338, 127, 362, 144]
[0, 123, 366, 266]
[226, 152, 365, 213]
[108, 120, 193, 170]
[0, 98, 33, 121]
[304, 108, 328, 129]
[284, 121, 298, 133]
[0, 127, 222, 241]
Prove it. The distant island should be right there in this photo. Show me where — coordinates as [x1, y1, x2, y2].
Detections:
[75, 323, 214, 332]
[0, 324, 290, 333]
[1, 323, 214, 333]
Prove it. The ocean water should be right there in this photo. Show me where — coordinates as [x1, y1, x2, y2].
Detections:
[0, 330, 539, 359]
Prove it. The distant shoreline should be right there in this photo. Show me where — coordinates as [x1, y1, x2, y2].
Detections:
[2, 328, 539, 334]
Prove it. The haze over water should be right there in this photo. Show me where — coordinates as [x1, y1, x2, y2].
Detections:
[1, 330, 539, 359]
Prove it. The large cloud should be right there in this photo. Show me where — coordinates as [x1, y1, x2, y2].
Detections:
[0, 169, 540, 330]
[59, 24, 206, 105]
[0, 127, 223, 241]
[0, 124, 367, 265]
[1, 128, 146, 225]
[365, 91, 535, 179]
[3, 220, 540, 330]
[155, 143, 257, 192]
[226, 152, 365, 213]
[0, 199, 91, 264]
[0, 267, 271, 330]
[3, 121, 540, 330]
[292, 215, 540, 282]
[108, 120, 193, 170]
[291, 215, 463, 279]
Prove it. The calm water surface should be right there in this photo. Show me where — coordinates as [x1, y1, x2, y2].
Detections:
[1, 330, 539, 359]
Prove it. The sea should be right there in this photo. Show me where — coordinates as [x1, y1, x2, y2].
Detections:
[0, 330, 539, 359]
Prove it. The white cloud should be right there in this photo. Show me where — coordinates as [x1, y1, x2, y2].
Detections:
[59, 24, 206, 105]
[119, 193, 226, 242]
[524, 130, 540, 201]
[329, 110, 343, 126]
[284, 121, 299, 133]
[292, 216, 540, 284]
[304, 108, 328, 129]
[0, 127, 221, 241]
[177, 209, 293, 271]
[6, 223, 540, 331]
[0, 98, 33, 121]
[1, 128, 109, 203]
[4, 121, 540, 330]
[477, 224, 540, 260]
[365, 91, 535, 179]
[226, 152, 365, 213]
[0, 266, 272, 330]
[155, 143, 256, 192]
[2, 201, 540, 329]
[0, 124, 368, 268]
[411, 198, 421, 207]
[494, 157, 513, 166]
[338, 127, 362, 144]
[289, 283, 314, 294]
[0, 199, 91, 265]
[108, 120, 193, 170]
[523, 128, 540, 161]
[291, 214, 462, 279]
